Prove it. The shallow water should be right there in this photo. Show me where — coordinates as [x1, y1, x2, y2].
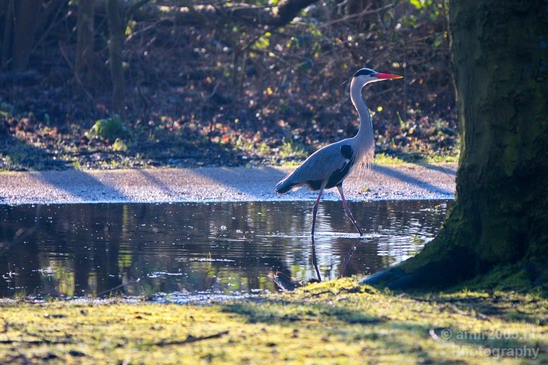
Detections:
[0, 200, 448, 300]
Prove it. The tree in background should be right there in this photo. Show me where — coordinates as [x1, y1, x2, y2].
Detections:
[0, 0, 42, 70]
[366, 0, 547, 290]
[107, 0, 125, 118]
[75, 0, 95, 87]
[0, 1, 456, 170]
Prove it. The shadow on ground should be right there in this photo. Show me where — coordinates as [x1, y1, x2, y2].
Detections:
[1, 134, 455, 202]
[221, 293, 544, 361]
[372, 165, 454, 196]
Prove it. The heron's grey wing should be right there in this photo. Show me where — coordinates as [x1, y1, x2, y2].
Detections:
[289, 143, 350, 185]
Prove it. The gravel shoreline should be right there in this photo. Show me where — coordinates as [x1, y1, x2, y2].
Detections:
[0, 164, 456, 205]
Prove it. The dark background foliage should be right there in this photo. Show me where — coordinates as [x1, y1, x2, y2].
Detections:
[0, 0, 456, 170]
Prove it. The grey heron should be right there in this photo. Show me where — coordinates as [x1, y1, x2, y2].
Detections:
[276, 68, 402, 236]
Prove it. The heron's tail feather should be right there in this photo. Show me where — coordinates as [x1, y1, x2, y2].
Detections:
[276, 177, 298, 194]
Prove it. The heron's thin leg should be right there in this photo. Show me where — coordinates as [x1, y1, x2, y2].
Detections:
[311, 187, 325, 237]
[311, 235, 322, 282]
[336, 185, 364, 236]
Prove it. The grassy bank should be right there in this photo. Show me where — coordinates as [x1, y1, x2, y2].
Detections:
[0, 278, 544, 364]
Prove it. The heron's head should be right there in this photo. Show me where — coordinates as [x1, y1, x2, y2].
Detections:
[352, 68, 402, 87]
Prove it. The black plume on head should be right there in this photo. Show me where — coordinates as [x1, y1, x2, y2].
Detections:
[353, 68, 376, 78]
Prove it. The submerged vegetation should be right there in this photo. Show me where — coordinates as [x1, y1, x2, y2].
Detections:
[0, 279, 545, 364]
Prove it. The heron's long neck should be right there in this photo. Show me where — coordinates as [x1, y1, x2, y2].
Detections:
[350, 79, 374, 149]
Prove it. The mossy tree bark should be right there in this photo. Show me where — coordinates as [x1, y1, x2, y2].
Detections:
[365, 0, 548, 289]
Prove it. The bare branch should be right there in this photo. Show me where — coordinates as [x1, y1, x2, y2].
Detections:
[319, 3, 396, 28]
[126, 0, 320, 28]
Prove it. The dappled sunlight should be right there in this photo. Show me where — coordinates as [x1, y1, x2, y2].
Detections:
[0, 283, 543, 364]
[0, 0, 543, 362]
[0, 164, 456, 204]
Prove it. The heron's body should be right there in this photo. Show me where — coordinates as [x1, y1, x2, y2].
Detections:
[276, 68, 402, 236]
[276, 138, 360, 193]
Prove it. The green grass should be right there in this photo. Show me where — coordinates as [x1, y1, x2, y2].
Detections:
[0, 278, 545, 364]
[373, 153, 409, 165]
[276, 153, 459, 168]
[374, 152, 459, 165]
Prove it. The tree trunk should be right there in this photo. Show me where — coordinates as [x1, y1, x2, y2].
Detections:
[75, 0, 95, 87]
[364, 0, 548, 289]
[106, 0, 125, 118]
[1, 0, 41, 70]
[1, 0, 14, 68]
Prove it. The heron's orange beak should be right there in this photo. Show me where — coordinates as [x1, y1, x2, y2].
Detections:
[375, 73, 403, 80]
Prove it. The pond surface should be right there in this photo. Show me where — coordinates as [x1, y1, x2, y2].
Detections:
[0, 200, 448, 301]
